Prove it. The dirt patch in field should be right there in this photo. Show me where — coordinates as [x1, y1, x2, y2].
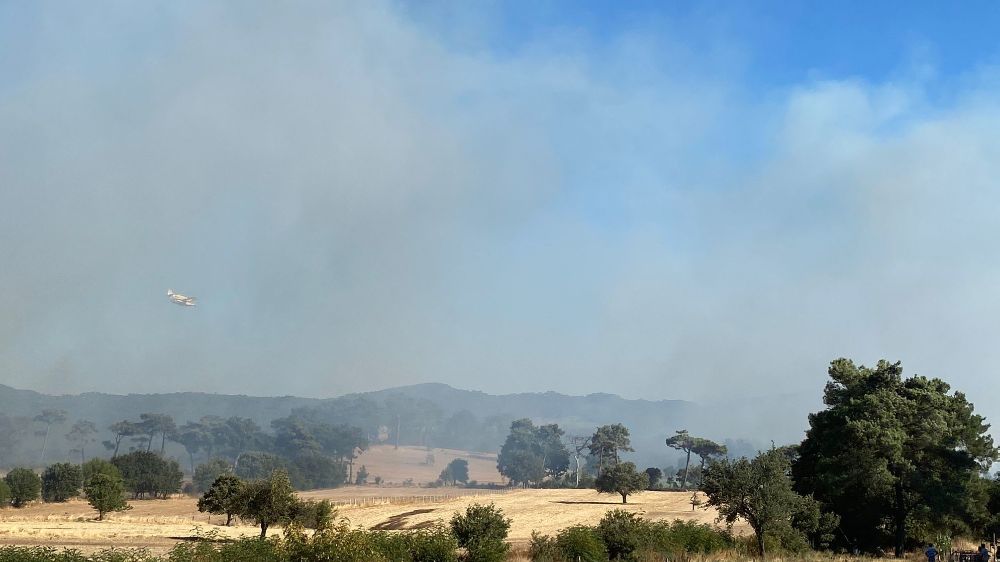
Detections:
[371, 508, 438, 530]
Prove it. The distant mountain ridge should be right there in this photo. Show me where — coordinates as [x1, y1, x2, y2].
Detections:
[0, 382, 808, 467]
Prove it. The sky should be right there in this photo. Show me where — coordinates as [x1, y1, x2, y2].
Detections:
[3, 1, 1000, 422]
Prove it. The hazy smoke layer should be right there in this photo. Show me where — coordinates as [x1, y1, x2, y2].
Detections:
[3, 2, 1000, 443]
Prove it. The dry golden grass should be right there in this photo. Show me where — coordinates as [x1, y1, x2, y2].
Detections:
[0, 489, 734, 554]
[348, 444, 503, 485]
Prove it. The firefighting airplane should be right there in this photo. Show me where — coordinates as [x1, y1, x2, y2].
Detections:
[166, 289, 196, 307]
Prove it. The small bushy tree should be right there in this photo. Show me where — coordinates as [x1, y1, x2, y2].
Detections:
[450, 503, 511, 562]
[84, 473, 131, 520]
[439, 458, 469, 486]
[5, 468, 41, 507]
[702, 448, 805, 558]
[41, 462, 83, 502]
[595, 461, 648, 504]
[644, 467, 663, 489]
[197, 473, 245, 526]
[237, 469, 297, 538]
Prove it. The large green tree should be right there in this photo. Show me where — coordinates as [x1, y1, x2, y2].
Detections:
[112, 451, 183, 499]
[497, 419, 570, 486]
[793, 359, 997, 557]
[41, 463, 82, 502]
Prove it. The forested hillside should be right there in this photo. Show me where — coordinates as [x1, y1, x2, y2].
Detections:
[0, 383, 727, 469]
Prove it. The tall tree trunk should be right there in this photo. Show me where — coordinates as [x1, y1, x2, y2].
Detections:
[757, 530, 766, 559]
[260, 522, 269, 539]
[225, 513, 233, 526]
[394, 415, 400, 450]
[893, 479, 906, 558]
[39, 425, 50, 464]
[160, 432, 167, 454]
[574, 454, 581, 487]
[146, 434, 153, 452]
[113, 436, 121, 458]
[188, 450, 195, 476]
[621, 492, 627, 504]
[80, 445, 86, 464]
[681, 448, 691, 489]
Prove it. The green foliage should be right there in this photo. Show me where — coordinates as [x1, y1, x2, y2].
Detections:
[288, 498, 335, 531]
[555, 525, 607, 562]
[5, 468, 41, 507]
[643, 467, 662, 489]
[192, 458, 233, 493]
[596, 509, 644, 560]
[702, 447, 810, 558]
[42, 463, 83, 502]
[588, 424, 633, 473]
[196, 474, 244, 526]
[792, 358, 998, 555]
[233, 451, 285, 480]
[449, 503, 511, 562]
[236, 469, 297, 538]
[0, 478, 10, 507]
[83, 473, 131, 520]
[112, 451, 183, 499]
[288, 452, 347, 490]
[439, 458, 469, 485]
[82, 459, 120, 484]
[595, 462, 648, 504]
[497, 419, 570, 486]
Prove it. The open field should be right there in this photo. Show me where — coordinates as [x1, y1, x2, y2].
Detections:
[349, 444, 503, 485]
[0, 489, 736, 554]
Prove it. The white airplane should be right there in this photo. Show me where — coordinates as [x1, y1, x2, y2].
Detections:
[166, 289, 196, 307]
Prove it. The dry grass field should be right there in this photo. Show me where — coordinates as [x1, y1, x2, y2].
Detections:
[0, 489, 734, 554]
[349, 444, 503, 485]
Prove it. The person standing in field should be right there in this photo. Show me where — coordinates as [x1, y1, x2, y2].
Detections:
[925, 543, 938, 562]
[979, 543, 990, 562]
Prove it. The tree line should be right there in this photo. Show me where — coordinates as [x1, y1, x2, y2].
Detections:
[492, 358, 1000, 559]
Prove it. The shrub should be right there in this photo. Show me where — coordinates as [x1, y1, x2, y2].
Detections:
[450, 503, 511, 562]
[84, 473, 131, 520]
[529, 532, 564, 562]
[596, 509, 644, 560]
[289, 498, 336, 531]
[556, 525, 607, 562]
[5, 468, 42, 507]
[42, 463, 83, 502]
